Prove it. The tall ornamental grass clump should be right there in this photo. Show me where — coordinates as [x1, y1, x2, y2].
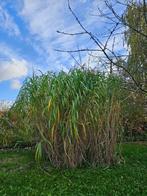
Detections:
[12, 69, 123, 168]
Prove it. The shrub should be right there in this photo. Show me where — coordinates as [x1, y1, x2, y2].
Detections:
[0, 110, 15, 147]
[8, 69, 123, 168]
[122, 90, 147, 141]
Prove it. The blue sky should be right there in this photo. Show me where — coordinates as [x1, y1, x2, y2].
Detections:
[0, 0, 127, 101]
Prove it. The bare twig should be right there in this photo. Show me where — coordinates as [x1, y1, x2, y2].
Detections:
[104, 0, 147, 38]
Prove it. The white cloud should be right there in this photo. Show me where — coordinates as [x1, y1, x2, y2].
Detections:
[0, 5, 20, 36]
[20, 0, 66, 39]
[10, 79, 22, 89]
[0, 58, 28, 82]
[18, 0, 103, 70]
[16, 0, 127, 73]
[18, 0, 77, 70]
[0, 43, 31, 88]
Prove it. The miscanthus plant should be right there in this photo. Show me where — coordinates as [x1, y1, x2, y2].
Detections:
[12, 69, 123, 168]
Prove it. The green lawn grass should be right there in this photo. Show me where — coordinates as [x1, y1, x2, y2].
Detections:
[0, 143, 147, 196]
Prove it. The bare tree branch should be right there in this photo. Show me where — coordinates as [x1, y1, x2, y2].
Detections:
[55, 48, 102, 53]
[68, 52, 81, 66]
[104, 22, 119, 50]
[56, 0, 147, 93]
[104, 0, 147, 38]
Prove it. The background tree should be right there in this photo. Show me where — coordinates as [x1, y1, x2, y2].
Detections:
[124, 2, 147, 89]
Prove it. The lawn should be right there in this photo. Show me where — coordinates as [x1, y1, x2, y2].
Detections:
[0, 143, 147, 196]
